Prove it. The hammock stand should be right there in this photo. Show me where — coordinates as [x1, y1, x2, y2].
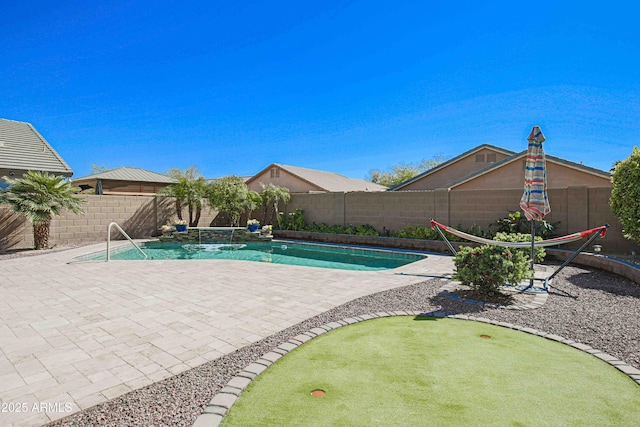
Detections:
[429, 219, 609, 291]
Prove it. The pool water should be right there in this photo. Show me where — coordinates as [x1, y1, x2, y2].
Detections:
[82, 241, 426, 271]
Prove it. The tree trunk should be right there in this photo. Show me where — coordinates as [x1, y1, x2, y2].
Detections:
[188, 204, 194, 227]
[192, 207, 201, 227]
[268, 201, 278, 225]
[33, 222, 50, 250]
[175, 199, 183, 220]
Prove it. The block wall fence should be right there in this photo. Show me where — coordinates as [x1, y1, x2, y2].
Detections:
[284, 186, 636, 255]
[0, 187, 637, 255]
[0, 195, 217, 251]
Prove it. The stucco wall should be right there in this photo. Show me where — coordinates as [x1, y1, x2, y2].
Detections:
[400, 147, 511, 190]
[247, 168, 323, 193]
[453, 159, 611, 190]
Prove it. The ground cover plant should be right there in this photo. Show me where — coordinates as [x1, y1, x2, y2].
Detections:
[222, 317, 640, 426]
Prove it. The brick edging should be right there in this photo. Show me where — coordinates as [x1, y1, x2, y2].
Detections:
[192, 312, 640, 427]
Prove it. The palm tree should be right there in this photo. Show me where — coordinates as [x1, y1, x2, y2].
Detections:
[161, 166, 208, 227]
[0, 171, 85, 249]
[260, 183, 291, 224]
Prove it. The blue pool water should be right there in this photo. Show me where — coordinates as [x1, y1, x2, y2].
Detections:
[82, 241, 426, 271]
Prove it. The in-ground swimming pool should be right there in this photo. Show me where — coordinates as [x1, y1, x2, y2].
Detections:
[80, 241, 427, 271]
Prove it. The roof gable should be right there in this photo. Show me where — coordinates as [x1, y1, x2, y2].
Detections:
[389, 144, 515, 191]
[449, 151, 611, 189]
[0, 119, 73, 176]
[247, 163, 387, 192]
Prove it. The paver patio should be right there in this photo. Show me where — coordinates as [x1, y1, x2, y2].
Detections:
[0, 242, 454, 427]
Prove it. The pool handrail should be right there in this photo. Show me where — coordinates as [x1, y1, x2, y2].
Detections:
[106, 222, 147, 261]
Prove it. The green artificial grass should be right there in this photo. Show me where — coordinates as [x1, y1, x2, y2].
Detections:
[222, 317, 640, 427]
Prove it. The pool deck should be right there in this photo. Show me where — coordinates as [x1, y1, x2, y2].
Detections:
[0, 242, 454, 427]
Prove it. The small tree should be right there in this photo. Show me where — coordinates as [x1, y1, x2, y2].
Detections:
[366, 155, 447, 187]
[161, 166, 208, 227]
[0, 171, 85, 249]
[610, 146, 640, 245]
[208, 176, 261, 226]
[260, 183, 291, 224]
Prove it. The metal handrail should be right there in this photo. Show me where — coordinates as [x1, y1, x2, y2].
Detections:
[106, 222, 147, 261]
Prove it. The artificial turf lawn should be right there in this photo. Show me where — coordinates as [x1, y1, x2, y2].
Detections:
[222, 317, 640, 426]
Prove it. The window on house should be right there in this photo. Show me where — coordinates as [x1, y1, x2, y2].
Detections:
[270, 168, 280, 178]
[475, 154, 485, 162]
[486, 153, 497, 163]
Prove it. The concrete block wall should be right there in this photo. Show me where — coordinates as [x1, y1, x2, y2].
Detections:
[0, 208, 33, 249]
[1, 187, 635, 255]
[286, 193, 345, 226]
[0, 195, 219, 251]
[284, 187, 636, 255]
[447, 189, 522, 228]
[344, 191, 437, 233]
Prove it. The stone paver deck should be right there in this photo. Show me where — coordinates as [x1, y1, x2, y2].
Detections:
[0, 242, 454, 427]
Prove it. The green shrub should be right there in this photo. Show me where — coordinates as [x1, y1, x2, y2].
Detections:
[393, 223, 490, 242]
[276, 211, 379, 236]
[490, 211, 558, 239]
[493, 232, 545, 263]
[610, 146, 640, 244]
[453, 245, 530, 295]
[393, 225, 440, 240]
[276, 209, 306, 230]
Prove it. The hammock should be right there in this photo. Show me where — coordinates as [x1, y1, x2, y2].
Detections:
[429, 220, 607, 248]
[430, 219, 609, 290]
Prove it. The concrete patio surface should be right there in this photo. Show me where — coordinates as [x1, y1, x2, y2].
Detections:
[0, 242, 454, 427]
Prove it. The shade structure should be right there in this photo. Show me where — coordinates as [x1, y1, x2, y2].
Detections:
[520, 126, 550, 220]
[520, 126, 550, 290]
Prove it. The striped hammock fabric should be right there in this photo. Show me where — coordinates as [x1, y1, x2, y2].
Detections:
[429, 220, 607, 248]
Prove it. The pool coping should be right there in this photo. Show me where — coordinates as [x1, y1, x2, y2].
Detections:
[73, 238, 431, 271]
[193, 312, 640, 427]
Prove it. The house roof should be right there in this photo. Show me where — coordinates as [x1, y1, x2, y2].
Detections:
[72, 167, 176, 184]
[248, 163, 388, 192]
[448, 150, 611, 189]
[0, 118, 73, 176]
[388, 144, 515, 191]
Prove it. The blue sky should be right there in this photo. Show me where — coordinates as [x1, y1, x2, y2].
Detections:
[2, 1, 638, 180]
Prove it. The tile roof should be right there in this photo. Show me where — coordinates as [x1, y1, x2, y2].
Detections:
[255, 164, 388, 192]
[0, 119, 73, 176]
[72, 167, 176, 184]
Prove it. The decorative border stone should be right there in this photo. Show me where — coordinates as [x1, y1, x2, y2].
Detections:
[192, 313, 640, 426]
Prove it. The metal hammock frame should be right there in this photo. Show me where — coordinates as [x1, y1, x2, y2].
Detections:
[430, 219, 609, 289]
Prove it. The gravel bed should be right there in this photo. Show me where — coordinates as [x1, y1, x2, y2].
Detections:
[46, 263, 639, 427]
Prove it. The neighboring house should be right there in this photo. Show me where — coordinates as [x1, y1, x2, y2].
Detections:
[390, 144, 611, 191]
[72, 167, 176, 195]
[389, 145, 515, 191]
[0, 118, 73, 187]
[246, 163, 388, 193]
